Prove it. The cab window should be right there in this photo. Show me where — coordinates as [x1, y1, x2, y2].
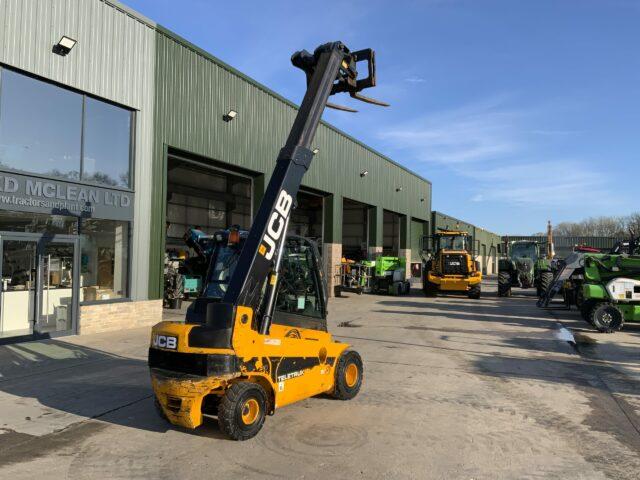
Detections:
[273, 237, 326, 331]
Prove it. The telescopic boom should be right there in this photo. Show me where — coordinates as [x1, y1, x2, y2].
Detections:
[208, 41, 387, 334]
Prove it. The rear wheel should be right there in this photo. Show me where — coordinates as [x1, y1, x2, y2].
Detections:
[590, 303, 624, 333]
[332, 350, 363, 400]
[218, 382, 267, 441]
[468, 284, 481, 299]
[423, 279, 438, 297]
[498, 271, 512, 297]
[538, 271, 553, 298]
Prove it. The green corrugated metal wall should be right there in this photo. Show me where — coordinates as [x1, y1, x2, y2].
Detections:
[149, 28, 432, 298]
[410, 219, 428, 262]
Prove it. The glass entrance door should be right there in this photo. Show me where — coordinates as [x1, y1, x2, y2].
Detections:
[37, 242, 75, 335]
[0, 234, 77, 340]
[0, 239, 37, 338]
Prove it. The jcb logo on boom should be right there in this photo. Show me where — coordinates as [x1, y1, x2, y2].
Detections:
[259, 190, 293, 260]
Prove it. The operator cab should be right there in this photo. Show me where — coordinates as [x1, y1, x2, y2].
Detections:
[186, 229, 327, 332]
[509, 241, 539, 260]
[434, 230, 470, 253]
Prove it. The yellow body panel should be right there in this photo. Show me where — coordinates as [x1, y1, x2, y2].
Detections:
[428, 272, 481, 291]
[427, 245, 482, 293]
[149, 306, 349, 429]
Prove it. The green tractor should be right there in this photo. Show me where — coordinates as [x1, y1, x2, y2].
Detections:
[567, 251, 640, 332]
[498, 240, 553, 297]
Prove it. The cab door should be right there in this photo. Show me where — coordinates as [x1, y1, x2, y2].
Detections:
[269, 236, 331, 406]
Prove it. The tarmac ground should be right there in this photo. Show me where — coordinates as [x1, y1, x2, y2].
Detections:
[0, 277, 639, 479]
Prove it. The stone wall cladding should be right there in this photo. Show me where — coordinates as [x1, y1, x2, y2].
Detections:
[322, 242, 343, 298]
[399, 248, 412, 279]
[79, 300, 163, 335]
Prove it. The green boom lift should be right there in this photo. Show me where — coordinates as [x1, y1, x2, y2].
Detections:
[539, 238, 640, 332]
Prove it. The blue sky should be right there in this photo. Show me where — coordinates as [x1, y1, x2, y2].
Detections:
[126, 0, 639, 235]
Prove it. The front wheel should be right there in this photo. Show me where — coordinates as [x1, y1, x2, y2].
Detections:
[468, 284, 481, 299]
[498, 271, 511, 297]
[331, 350, 363, 400]
[423, 279, 438, 297]
[590, 303, 624, 333]
[218, 382, 268, 441]
[538, 271, 554, 298]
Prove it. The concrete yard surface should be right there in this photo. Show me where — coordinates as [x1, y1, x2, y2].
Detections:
[0, 278, 639, 479]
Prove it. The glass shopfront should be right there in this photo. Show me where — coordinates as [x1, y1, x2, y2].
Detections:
[0, 212, 132, 340]
[80, 219, 129, 302]
[0, 231, 79, 339]
[0, 66, 135, 342]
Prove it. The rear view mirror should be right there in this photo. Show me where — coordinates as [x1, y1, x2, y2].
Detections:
[421, 235, 433, 254]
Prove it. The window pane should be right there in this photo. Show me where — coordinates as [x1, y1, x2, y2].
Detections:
[80, 219, 129, 301]
[0, 210, 77, 234]
[0, 69, 82, 180]
[275, 238, 323, 319]
[82, 97, 131, 188]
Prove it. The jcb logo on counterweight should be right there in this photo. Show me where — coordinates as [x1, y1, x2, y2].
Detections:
[259, 190, 293, 260]
[152, 334, 177, 350]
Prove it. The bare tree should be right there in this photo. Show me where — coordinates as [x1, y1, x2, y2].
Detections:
[627, 213, 640, 236]
[533, 213, 640, 237]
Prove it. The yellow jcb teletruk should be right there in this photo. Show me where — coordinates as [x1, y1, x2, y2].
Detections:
[148, 42, 388, 440]
[422, 229, 482, 299]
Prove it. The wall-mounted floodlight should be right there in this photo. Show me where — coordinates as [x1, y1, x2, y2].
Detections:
[360, 170, 369, 177]
[420, 197, 425, 202]
[52, 36, 77, 56]
[223, 109, 238, 122]
[396, 187, 403, 192]
[312, 148, 320, 155]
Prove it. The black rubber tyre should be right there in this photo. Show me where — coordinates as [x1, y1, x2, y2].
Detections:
[331, 350, 363, 400]
[590, 303, 624, 333]
[498, 271, 512, 297]
[468, 284, 481, 299]
[218, 382, 268, 441]
[538, 271, 553, 299]
[423, 279, 438, 297]
[423, 261, 436, 297]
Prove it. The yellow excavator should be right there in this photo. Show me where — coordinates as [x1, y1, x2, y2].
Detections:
[147, 42, 387, 440]
[422, 229, 482, 299]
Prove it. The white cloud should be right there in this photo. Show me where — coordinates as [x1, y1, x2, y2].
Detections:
[530, 129, 582, 136]
[377, 95, 521, 164]
[404, 76, 426, 83]
[375, 95, 619, 209]
[460, 160, 615, 207]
